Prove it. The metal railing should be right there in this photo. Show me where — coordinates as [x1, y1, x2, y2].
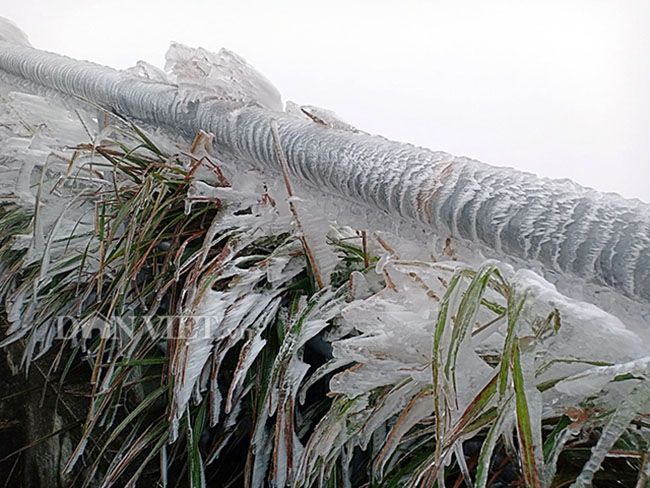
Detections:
[0, 39, 648, 303]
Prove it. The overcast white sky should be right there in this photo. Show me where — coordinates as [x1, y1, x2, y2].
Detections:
[3, 0, 649, 200]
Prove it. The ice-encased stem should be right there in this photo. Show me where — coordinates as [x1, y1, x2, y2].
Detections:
[0, 40, 648, 303]
[570, 382, 650, 488]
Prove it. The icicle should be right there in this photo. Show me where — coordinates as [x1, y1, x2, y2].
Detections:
[171, 290, 228, 432]
[571, 383, 650, 488]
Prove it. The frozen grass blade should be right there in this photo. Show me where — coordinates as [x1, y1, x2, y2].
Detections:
[512, 340, 540, 488]
[571, 383, 650, 488]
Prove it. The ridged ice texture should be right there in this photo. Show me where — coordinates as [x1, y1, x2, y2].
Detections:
[0, 40, 648, 304]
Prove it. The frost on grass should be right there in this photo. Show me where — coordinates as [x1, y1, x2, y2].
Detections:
[0, 19, 648, 487]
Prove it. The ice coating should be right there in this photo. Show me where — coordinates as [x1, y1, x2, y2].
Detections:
[330, 258, 647, 402]
[0, 18, 31, 47]
[0, 39, 648, 308]
[571, 382, 650, 487]
[165, 42, 283, 111]
[1, 22, 649, 486]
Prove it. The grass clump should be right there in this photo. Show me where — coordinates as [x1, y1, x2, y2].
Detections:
[0, 118, 648, 488]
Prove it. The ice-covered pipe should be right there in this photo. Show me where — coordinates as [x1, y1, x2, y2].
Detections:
[0, 39, 648, 304]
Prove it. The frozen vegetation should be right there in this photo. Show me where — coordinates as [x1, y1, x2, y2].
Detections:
[0, 16, 648, 488]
